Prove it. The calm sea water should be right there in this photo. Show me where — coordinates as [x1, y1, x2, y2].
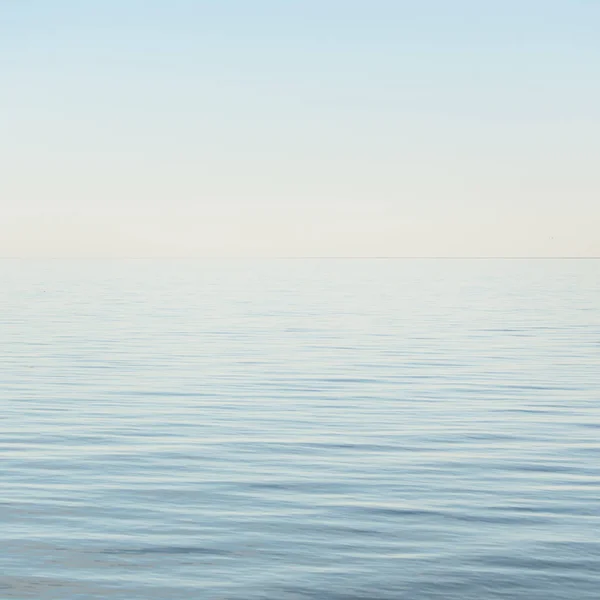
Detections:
[1, 259, 599, 600]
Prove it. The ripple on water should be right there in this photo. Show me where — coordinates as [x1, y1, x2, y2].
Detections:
[1, 259, 599, 599]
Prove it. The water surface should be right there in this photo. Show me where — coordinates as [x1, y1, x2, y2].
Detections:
[1, 259, 599, 599]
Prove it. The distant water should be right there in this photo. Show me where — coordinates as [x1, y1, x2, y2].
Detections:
[1, 259, 599, 600]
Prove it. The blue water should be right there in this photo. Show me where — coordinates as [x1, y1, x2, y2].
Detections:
[1, 259, 599, 600]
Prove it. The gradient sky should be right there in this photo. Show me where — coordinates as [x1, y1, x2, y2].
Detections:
[2, 0, 599, 257]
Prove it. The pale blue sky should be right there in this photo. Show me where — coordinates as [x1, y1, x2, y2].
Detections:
[2, 0, 599, 256]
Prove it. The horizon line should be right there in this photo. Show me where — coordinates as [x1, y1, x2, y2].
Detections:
[1, 256, 599, 260]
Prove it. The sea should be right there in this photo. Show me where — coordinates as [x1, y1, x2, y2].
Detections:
[1, 258, 599, 600]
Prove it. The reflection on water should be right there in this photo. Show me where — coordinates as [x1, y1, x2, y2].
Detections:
[1, 259, 599, 599]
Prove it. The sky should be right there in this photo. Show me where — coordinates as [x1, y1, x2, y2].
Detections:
[1, 0, 599, 257]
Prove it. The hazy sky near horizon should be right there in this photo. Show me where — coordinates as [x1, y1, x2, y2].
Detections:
[2, 0, 599, 257]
